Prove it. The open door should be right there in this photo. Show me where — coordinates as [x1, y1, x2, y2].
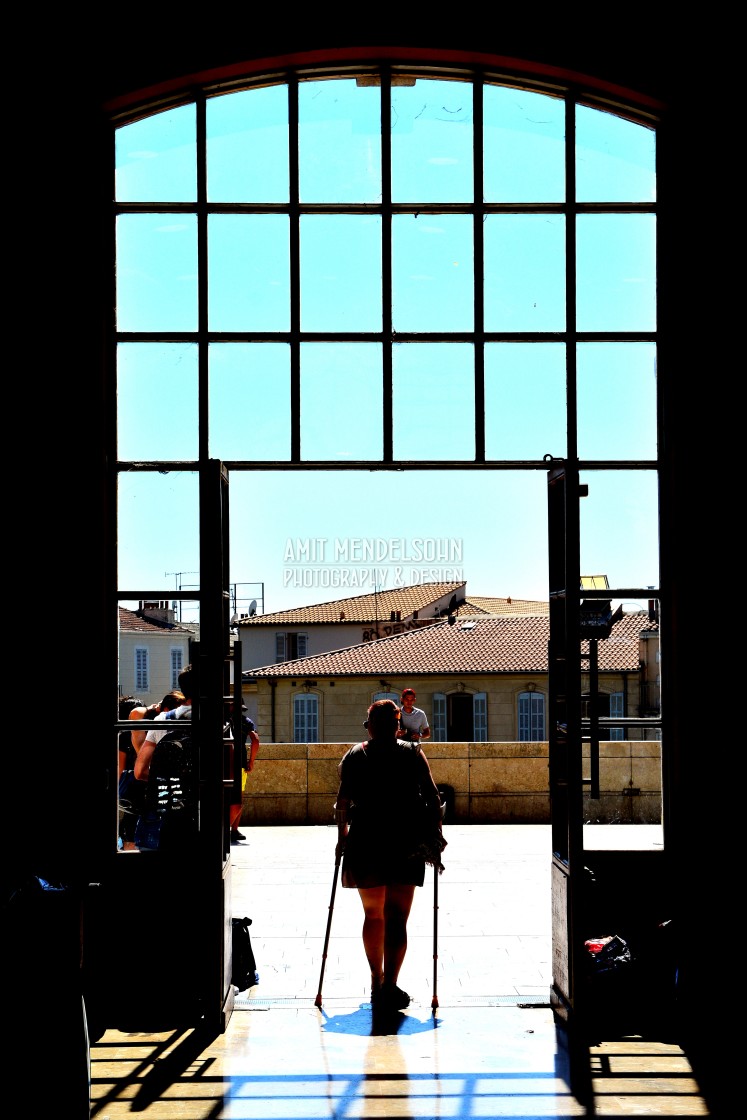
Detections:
[85, 460, 235, 1039]
[547, 461, 665, 1052]
[546, 462, 586, 1029]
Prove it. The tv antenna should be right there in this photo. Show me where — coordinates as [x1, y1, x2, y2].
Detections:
[165, 571, 199, 622]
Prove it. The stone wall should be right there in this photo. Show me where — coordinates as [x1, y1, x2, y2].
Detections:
[239, 740, 662, 826]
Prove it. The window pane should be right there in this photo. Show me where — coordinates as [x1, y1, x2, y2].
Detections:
[300, 216, 382, 330]
[576, 105, 656, 203]
[299, 79, 381, 202]
[483, 85, 565, 202]
[576, 215, 656, 331]
[391, 79, 473, 202]
[209, 215, 290, 331]
[118, 343, 198, 461]
[116, 104, 196, 202]
[485, 343, 566, 459]
[577, 343, 657, 460]
[209, 343, 291, 460]
[392, 215, 473, 331]
[207, 85, 289, 202]
[301, 343, 383, 460]
[484, 215, 566, 331]
[118, 472, 199, 591]
[116, 215, 198, 332]
[579, 469, 659, 595]
[393, 344, 474, 460]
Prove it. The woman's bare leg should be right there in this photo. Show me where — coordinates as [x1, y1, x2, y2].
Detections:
[383, 883, 416, 986]
[358, 886, 386, 989]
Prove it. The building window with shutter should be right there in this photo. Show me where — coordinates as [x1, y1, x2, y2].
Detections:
[518, 691, 545, 741]
[294, 693, 318, 742]
[432, 693, 447, 742]
[276, 632, 308, 663]
[170, 647, 183, 690]
[609, 691, 625, 741]
[135, 646, 149, 692]
[582, 692, 623, 740]
[473, 692, 487, 742]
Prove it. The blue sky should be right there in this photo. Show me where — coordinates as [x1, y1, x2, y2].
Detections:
[114, 79, 658, 621]
[119, 466, 658, 620]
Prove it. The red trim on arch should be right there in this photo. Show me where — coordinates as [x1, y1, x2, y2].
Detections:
[103, 45, 667, 116]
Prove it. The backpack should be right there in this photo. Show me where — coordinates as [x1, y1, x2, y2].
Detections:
[135, 715, 196, 850]
[231, 916, 259, 991]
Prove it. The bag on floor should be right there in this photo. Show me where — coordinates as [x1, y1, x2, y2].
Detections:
[232, 916, 259, 991]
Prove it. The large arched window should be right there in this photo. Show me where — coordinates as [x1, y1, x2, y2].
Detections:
[114, 66, 659, 632]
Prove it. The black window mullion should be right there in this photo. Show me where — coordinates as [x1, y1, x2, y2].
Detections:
[565, 96, 578, 464]
[473, 78, 485, 464]
[288, 79, 301, 461]
[381, 70, 393, 463]
[196, 96, 209, 465]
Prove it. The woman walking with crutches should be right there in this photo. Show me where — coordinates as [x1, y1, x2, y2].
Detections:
[333, 699, 446, 1014]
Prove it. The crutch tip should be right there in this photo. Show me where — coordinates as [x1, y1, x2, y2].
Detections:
[314, 994, 323, 1008]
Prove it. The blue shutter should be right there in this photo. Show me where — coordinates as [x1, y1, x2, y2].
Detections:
[135, 647, 149, 692]
[298, 633, 308, 657]
[432, 693, 447, 741]
[532, 693, 546, 740]
[519, 692, 545, 741]
[276, 633, 286, 662]
[294, 694, 318, 743]
[609, 691, 624, 741]
[170, 647, 183, 690]
[473, 692, 487, 741]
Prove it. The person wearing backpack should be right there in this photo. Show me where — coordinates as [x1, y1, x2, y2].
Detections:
[135, 667, 193, 782]
[134, 667, 195, 850]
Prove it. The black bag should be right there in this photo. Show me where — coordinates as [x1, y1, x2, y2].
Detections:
[408, 792, 447, 873]
[232, 916, 259, 991]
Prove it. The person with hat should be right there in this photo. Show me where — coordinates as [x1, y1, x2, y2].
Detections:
[228, 700, 260, 843]
[399, 688, 431, 748]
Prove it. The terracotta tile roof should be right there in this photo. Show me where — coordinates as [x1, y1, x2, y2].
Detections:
[118, 607, 193, 634]
[237, 581, 467, 626]
[459, 596, 549, 615]
[245, 610, 656, 679]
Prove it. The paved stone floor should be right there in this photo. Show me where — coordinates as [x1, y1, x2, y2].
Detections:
[90, 824, 718, 1117]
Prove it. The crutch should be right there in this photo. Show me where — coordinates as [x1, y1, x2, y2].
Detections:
[315, 849, 342, 1007]
[431, 859, 439, 1011]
